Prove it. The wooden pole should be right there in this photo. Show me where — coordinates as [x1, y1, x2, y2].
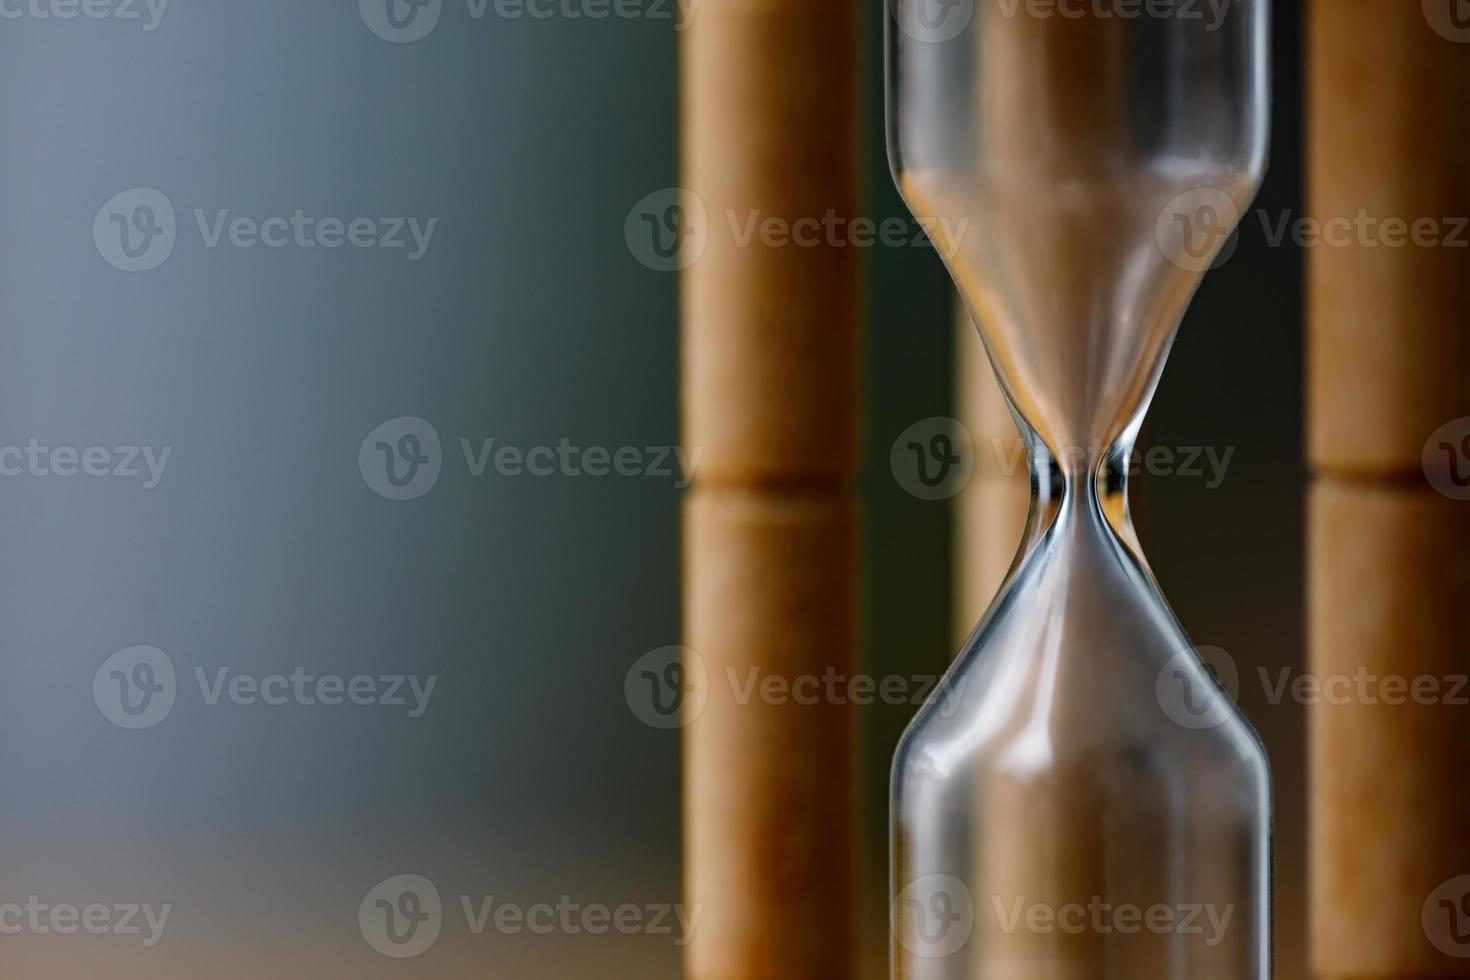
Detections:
[1308, 4, 1470, 978]
[953, 300, 1029, 647]
[680, 0, 861, 975]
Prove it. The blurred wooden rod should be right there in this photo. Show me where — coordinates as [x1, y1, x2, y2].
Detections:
[953, 300, 1028, 647]
[680, 0, 862, 975]
[1308, 4, 1470, 978]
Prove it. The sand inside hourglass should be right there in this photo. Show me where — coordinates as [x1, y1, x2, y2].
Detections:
[900, 164, 1255, 462]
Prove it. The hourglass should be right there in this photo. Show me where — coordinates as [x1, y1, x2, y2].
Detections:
[888, 1, 1271, 978]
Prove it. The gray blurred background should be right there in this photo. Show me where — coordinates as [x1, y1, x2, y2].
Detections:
[0, 0, 1301, 975]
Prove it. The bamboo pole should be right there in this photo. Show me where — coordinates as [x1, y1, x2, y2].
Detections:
[1307, 4, 1470, 978]
[680, 0, 861, 975]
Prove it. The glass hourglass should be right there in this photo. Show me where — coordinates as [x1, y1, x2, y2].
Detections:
[887, 1, 1271, 979]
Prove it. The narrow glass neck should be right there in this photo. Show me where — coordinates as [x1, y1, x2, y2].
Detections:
[1022, 433, 1143, 561]
[1025, 430, 1133, 497]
